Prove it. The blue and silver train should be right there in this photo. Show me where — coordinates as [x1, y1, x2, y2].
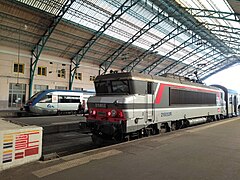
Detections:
[24, 89, 95, 115]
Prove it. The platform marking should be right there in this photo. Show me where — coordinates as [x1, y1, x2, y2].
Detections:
[32, 149, 122, 178]
[186, 118, 240, 133]
[151, 118, 240, 143]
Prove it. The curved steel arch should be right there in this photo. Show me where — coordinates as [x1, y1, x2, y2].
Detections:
[150, 0, 233, 55]
[174, 49, 221, 75]
[199, 58, 238, 80]
[140, 33, 199, 74]
[99, 9, 168, 74]
[180, 54, 225, 77]
[121, 22, 189, 72]
[200, 61, 239, 81]
[184, 8, 240, 23]
[29, 0, 75, 97]
[156, 43, 206, 76]
[157, 37, 228, 76]
[182, 54, 226, 78]
[69, 0, 140, 89]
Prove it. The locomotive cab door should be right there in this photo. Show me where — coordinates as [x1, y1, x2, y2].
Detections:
[234, 95, 237, 116]
[147, 82, 155, 122]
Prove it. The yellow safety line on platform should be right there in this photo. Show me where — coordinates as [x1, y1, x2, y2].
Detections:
[32, 149, 122, 178]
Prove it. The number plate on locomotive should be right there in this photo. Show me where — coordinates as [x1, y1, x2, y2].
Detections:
[95, 103, 106, 108]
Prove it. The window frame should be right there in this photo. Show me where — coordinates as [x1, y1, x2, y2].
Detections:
[13, 63, 24, 74]
[75, 72, 82, 80]
[90, 75, 95, 81]
[37, 66, 47, 76]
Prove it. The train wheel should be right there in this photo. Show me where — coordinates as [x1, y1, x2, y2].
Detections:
[171, 122, 177, 131]
[161, 123, 170, 133]
[57, 110, 61, 115]
[151, 127, 160, 135]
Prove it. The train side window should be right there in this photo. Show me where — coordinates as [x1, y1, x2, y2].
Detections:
[147, 82, 152, 94]
[39, 95, 52, 103]
[58, 95, 80, 103]
[229, 96, 232, 104]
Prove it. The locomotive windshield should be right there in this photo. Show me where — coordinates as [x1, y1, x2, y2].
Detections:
[95, 80, 129, 95]
[28, 91, 42, 102]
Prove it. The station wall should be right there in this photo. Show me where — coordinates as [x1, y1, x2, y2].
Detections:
[0, 46, 98, 110]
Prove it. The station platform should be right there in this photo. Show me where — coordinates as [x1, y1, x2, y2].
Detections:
[0, 109, 20, 118]
[1, 117, 240, 180]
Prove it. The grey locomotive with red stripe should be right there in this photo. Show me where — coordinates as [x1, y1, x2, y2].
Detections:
[86, 72, 239, 144]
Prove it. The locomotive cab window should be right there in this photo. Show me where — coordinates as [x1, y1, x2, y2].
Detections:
[95, 81, 109, 94]
[111, 80, 129, 94]
[95, 80, 129, 94]
[39, 95, 52, 103]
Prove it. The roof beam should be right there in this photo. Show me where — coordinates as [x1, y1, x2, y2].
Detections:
[29, 0, 75, 97]
[150, 0, 233, 54]
[69, 0, 140, 89]
[200, 59, 239, 80]
[121, 22, 190, 72]
[140, 34, 199, 74]
[185, 54, 225, 77]
[99, 9, 168, 74]
[174, 49, 221, 75]
[156, 43, 206, 76]
[184, 7, 240, 23]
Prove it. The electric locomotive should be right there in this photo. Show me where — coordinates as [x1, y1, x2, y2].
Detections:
[86, 72, 226, 143]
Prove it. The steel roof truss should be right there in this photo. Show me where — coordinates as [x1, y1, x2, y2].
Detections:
[99, 9, 168, 74]
[183, 54, 225, 77]
[200, 61, 238, 81]
[140, 33, 199, 74]
[175, 49, 219, 75]
[156, 43, 206, 76]
[184, 8, 240, 23]
[199, 57, 236, 79]
[121, 22, 189, 72]
[29, 0, 75, 97]
[150, 0, 233, 55]
[69, 0, 140, 89]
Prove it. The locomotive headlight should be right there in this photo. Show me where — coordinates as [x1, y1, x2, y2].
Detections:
[90, 109, 96, 115]
[111, 109, 117, 117]
[107, 111, 111, 117]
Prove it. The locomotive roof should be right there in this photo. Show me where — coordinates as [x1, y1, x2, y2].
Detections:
[95, 72, 221, 91]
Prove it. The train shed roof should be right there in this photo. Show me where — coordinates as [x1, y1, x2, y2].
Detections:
[1, 0, 240, 82]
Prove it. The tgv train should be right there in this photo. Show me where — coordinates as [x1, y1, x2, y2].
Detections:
[24, 89, 95, 115]
[86, 72, 240, 144]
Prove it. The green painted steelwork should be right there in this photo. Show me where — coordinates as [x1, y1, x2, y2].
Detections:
[176, 52, 223, 76]
[29, 0, 75, 97]
[150, 0, 233, 55]
[199, 56, 237, 79]
[99, 9, 169, 74]
[121, 23, 187, 72]
[140, 34, 199, 74]
[156, 43, 206, 76]
[68, 0, 140, 90]
[185, 54, 225, 78]
[200, 61, 239, 81]
[184, 7, 240, 23]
